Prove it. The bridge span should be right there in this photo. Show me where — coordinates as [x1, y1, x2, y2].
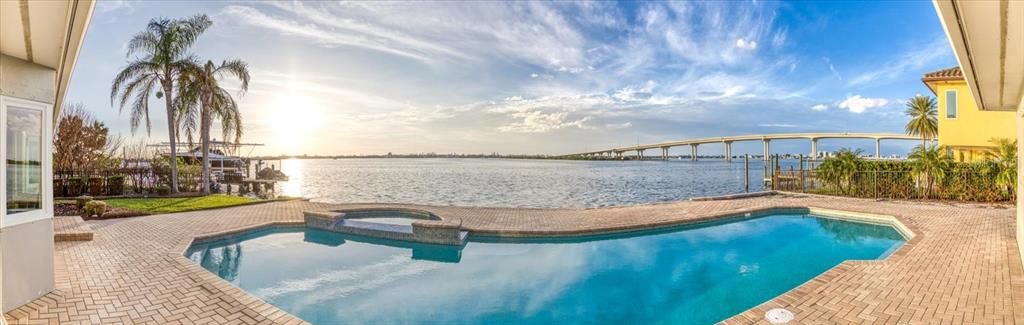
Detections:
[563, 132, 928, 161]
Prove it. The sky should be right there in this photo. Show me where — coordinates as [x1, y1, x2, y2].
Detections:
[67, 0, 958, 156]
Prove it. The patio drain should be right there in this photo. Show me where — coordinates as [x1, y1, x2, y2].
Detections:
[765, 308, 794, 324]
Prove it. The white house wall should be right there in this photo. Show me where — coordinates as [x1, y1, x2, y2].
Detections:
[0, 54, 56, 313]
[0, 54, 55, 105]
[0, 218, 53, 312]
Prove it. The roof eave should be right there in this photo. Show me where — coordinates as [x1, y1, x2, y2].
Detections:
[933, 0, 987, 110]
[54, 0, 96, 124]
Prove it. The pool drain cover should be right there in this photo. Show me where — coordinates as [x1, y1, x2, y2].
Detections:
[765, 308, 794, 324]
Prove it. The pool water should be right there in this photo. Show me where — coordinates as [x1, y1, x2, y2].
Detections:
[186, 214, 905, 324]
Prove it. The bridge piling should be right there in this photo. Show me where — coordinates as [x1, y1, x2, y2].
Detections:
[724, 141, 732, 162]
[810, 138, 818, 161]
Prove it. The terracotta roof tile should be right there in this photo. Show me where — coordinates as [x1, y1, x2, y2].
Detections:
[921, 66, 963, 81]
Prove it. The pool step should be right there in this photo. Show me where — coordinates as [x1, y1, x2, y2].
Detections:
[304, 209, 467, 246]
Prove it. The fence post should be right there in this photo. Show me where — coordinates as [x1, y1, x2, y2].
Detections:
[744, 154, 749, 193]
[873, 171, 878, 200]
[800, 162, 806, 192]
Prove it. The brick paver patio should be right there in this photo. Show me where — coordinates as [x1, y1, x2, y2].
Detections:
[4, 193, 1023, 324]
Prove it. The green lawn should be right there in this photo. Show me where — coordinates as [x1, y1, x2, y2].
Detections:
[104, 195, 261, 214]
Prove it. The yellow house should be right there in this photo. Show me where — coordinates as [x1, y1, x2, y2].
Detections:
[921, 67, 1017, 162]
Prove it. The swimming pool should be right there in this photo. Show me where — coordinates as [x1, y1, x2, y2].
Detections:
[185, 213, 906, 324]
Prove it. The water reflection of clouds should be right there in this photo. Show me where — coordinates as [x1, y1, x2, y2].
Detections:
[327, 244, 592, 323]
[257, 254, 440, 300]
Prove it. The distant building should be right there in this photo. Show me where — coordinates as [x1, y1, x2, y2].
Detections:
[922, 67, 1016, 162]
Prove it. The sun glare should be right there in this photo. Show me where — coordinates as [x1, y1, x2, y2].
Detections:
[266, 93, 323, 152]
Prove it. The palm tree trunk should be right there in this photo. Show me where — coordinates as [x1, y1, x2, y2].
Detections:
[201, 104, 211, 194]
[163, 82, 179, 193]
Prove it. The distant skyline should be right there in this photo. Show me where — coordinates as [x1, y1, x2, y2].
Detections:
[67, 0, 956, 156]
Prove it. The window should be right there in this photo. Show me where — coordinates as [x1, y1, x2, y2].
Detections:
[946, 90, 957, 119]
[7, 106, 43, 215]
[0, 96, 51, 227]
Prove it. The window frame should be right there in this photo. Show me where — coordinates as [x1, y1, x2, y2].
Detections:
[945, 89, 958, 119]
[0, 95, 53, 228]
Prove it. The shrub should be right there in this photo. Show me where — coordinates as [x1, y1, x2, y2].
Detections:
[106, 175, 125, 195]
[67, 178, 84, 196]
[75, 195, 93, 208]
[808, 147, 1010, 202]
[816, 148, 864, 194]
[54, 178, 66, 197]
[155, 186, 171, 196]
[87, 176, 104, 196]
[82, 200, 108, 218]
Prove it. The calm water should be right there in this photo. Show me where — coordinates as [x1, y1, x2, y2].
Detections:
[276, 158, 804, 208]
[187, 214, 905, 324]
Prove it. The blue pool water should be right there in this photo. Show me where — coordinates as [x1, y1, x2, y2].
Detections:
[186, 214, 905, 324]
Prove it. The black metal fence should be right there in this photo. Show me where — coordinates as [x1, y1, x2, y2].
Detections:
[774, 169, 1011, 202]
[54, 168, 202, 197]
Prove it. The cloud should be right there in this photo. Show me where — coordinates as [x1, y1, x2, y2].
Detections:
[810, 104, 828, 111]
[757, 123, 799, 128]
[824, 57, 841, 80]
[771, 28, 787, 49]
[735, 38, 758, 50]
[645, 2, 781, 66]
[96, 0, 136, 13]
[223, 2, 589, 71]
[221, 6, 445, 64]
[498, 111, 591, 133]
[603, 122, 633, 129]
[612, 81, 657, 101]
[837, 95, 889, 113]
[847, 38, 951, 86]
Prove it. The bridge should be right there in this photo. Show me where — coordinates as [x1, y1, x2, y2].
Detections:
[563, 132, 927, 161]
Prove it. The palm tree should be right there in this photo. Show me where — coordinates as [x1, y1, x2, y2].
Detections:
[904, 95, 938, 146]
[909, 144, 952, 199]
[983, 138, 1017, 198]
[177, 60, 250, 193]
[111, 14, 212, 193]
[816, 148, 863, 194]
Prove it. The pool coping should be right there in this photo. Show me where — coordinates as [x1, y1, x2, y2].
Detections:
[172, 221, 308, 325]
[721, 207, 926, 324]
[173, 205, 922, 325]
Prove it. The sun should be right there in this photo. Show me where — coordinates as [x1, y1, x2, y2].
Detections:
[265, 93, 323, 152]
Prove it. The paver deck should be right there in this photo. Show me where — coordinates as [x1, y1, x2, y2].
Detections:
[5, 193, 1023, 324]
[53, 216, 93, 242]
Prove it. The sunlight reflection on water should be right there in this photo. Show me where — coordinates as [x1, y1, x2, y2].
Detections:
[279, 159, 304, 197]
